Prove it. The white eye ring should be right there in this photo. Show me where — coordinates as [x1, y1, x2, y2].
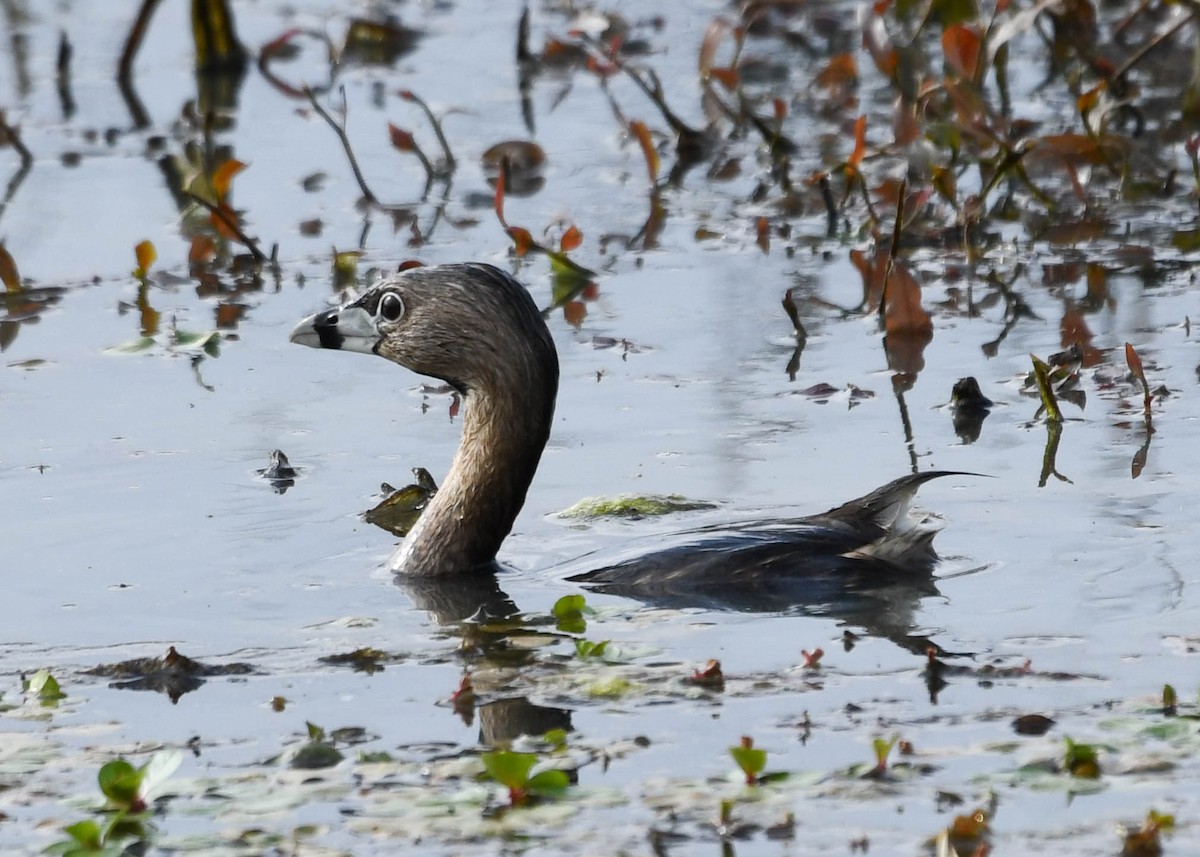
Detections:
[379, 291, 404, 322]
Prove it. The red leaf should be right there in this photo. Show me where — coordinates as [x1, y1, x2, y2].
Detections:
[709, 67, 739, 90]
[506, 226, 534, 256]
[387, 123, 415, 151]
[755, 216, 770, 254]
[848, 115, 867, 170]
[398, 259, 424, 271]
[560, 225, 583, 252]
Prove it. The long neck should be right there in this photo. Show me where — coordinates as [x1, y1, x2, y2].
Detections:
[388, 373, 555, 577]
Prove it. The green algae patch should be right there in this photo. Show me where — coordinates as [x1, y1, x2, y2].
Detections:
[557, 494, 717, 520]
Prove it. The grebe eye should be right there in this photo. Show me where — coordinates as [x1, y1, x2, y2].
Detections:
[379, 292, 404, 322]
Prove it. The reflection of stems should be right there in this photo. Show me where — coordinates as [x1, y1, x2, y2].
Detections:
[185, 192, 267, 262]
[305, 86, 379, 206]
[818, 174, 837, 237]
[1038, 420, 1072, 487]
[892, 375, 919, 473]
[117, 0, 162, 128]
[0, 112, 33, 226]
[56, 32, 76, 118]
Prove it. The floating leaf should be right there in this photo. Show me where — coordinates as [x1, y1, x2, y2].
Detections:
[552, 594, 588, 634]
[688, 659, 724, 689]
[557, 493, 716, 519]
[25, 669, 66, 702]
[575, 639, 610, 660]
[105, 336, 157, 355]
[1063, 736, 1100, 778]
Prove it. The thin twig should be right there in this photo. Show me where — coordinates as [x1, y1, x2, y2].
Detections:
[400, 90, 456, 173]
[1112, 6, 1196, 82]
[185, 192, 267, 262]
[880, 177, 906, 330]
[305, 86, 379, 206]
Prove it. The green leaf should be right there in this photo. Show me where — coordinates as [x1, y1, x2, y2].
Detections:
[62, 820, 103, 849]
[291, 743, 343, 770]
[172, 328, 221, 357]
[138, 750, 183, 800]
[558, 494, 717, 519]
[730, 745, 767, 781]
[481, 751, 537, 791]
[98, 760, 143, 808]
[527, 769, 570, 798]
[575, 639, 610, 660]
[305, 721, 326, 742]
[26, 669, 66, 701]
[1063, 736, 1101, 778]
[553, 594, 588, 633]
[104, 336, 157, 355]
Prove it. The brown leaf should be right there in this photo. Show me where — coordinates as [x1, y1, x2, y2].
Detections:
[629, 120, 659, 185]
[709, 67, 739, 90]
[941, 24, 982, 79]
[883, 262, 932, 338]
[188, 236, 215, 265]
[698, 17, 735, 78]
[0, 243, 20, 292]
[815, 53, 857, 89]
[755, 216, 770, 254]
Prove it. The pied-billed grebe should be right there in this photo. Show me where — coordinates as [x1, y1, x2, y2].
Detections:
[291, 263, 966, 593]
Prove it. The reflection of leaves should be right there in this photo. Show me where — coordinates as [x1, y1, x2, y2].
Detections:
[482, 141, 546, 196]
